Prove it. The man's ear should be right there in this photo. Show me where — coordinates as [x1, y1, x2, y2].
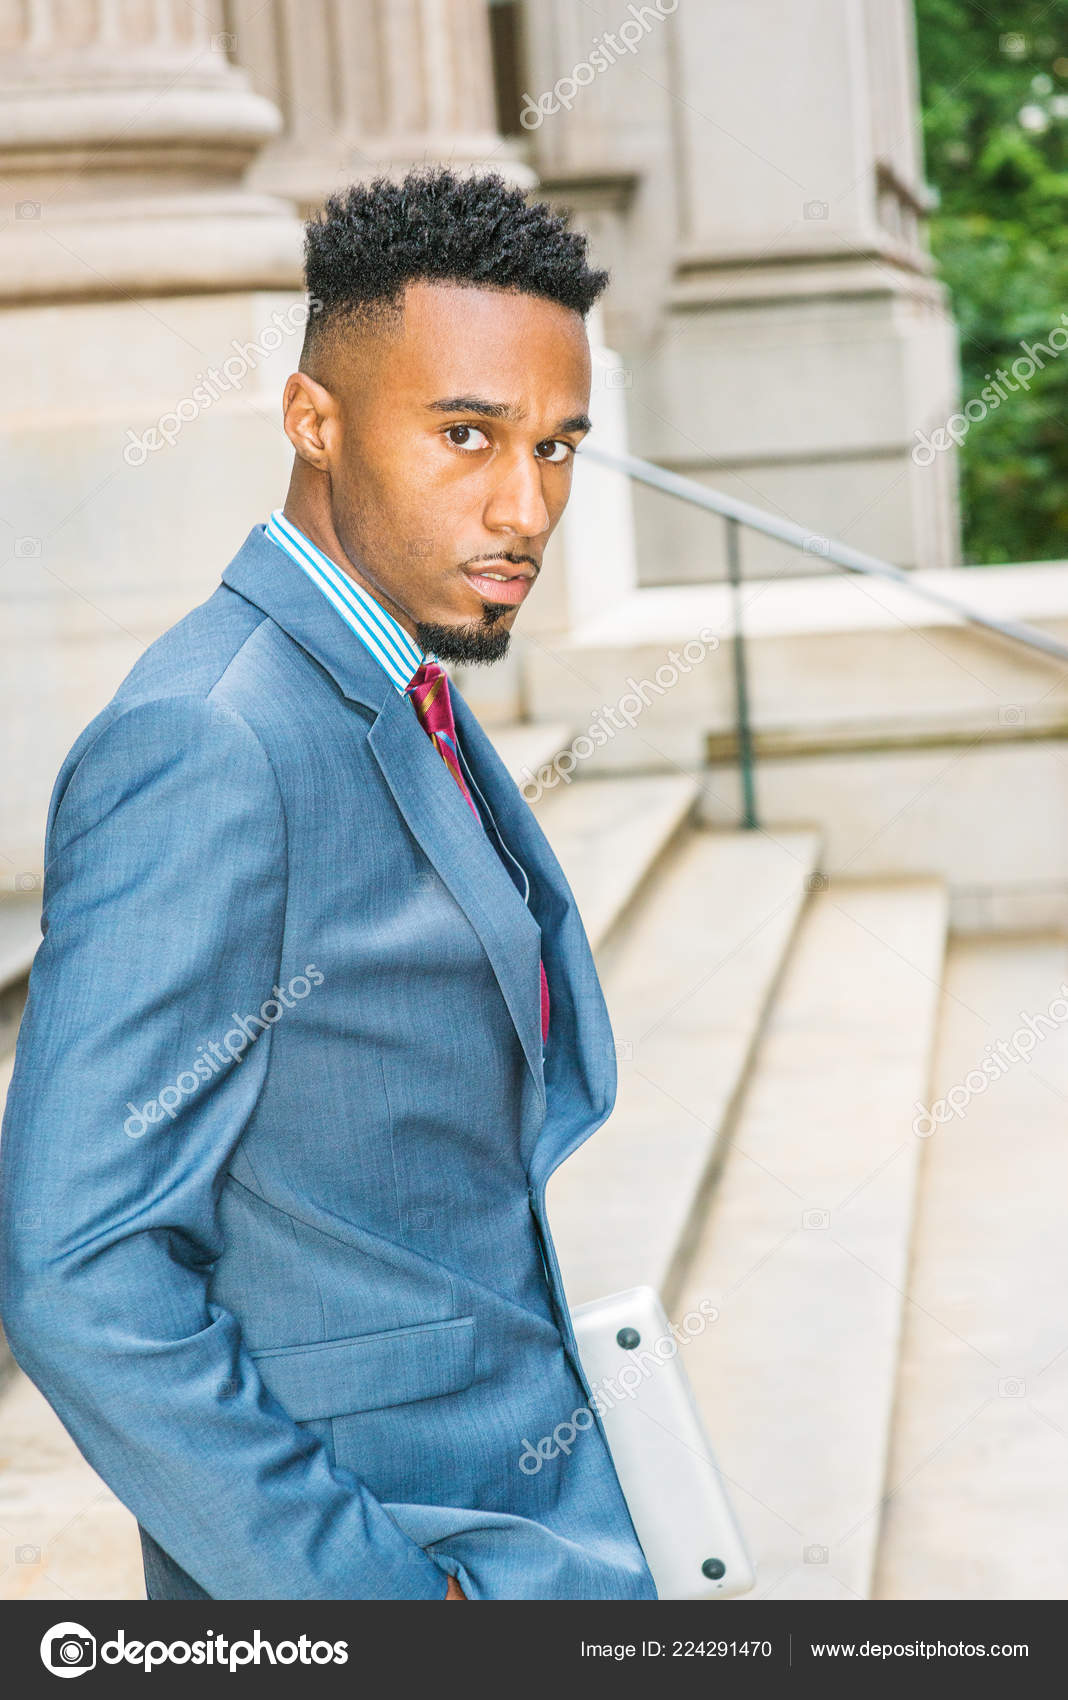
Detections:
[282, 371, 338, 469]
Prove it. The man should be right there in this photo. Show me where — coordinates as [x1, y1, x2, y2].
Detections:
[0, 168, 658, 1602]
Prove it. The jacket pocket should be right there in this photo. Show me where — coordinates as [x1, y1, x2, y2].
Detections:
[248, 1314, 476, 1420]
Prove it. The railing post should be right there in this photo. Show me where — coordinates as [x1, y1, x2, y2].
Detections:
[725, 517, 759, 830]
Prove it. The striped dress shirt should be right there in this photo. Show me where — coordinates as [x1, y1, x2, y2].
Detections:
[265, 507, 432, 691]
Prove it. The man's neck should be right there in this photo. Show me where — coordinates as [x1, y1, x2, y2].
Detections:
[280, 497, 421, 643]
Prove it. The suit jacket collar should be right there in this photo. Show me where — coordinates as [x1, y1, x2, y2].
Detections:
[222, 524, 400, 714]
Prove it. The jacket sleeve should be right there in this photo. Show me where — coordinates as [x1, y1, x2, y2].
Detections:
[0, 694, 449, 1600]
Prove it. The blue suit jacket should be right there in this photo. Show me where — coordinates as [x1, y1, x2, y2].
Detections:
[0, 525, 658, 1601]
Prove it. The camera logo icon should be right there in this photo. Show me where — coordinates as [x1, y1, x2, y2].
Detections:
[998, 1377, 1026, 1398]
[40, 1622, 96, 1678]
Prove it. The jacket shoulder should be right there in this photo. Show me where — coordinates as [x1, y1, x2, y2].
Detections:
[47, 675, 282, 856]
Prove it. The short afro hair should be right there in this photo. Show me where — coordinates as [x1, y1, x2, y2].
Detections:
[300, 166, 608, 364]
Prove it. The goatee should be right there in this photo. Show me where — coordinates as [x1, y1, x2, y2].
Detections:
[415, 603, 512, 666]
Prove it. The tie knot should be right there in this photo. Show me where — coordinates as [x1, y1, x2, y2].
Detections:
[407, 660, 444, 691]
[406, 659, 456, 744]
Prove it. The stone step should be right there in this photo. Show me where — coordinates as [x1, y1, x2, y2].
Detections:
[549, 825, 821, 1307]
[535, 771, 700, 955]
[0, 1368, 144, 1600]
[0, 892, 40, 995]
[0, 897, 37, 1384]
[0, 893, 39, 1061]
[873, 933, 1068, 1600]
[487, 720, 571, 796]
[524, 567, 1068, 759]
[520, 575, 1068, 937]
[671, 876, 948, 1600]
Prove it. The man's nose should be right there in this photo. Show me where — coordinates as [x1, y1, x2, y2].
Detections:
[483, 451, 550, 538]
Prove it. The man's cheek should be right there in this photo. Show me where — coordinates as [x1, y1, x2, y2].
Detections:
[543, 490, 571, 537]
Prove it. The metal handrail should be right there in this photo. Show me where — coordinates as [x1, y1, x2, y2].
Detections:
[579, 441, 1068, 830]
[580, 442, 1068, 664]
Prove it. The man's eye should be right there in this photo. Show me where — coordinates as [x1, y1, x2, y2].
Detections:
[536, 439, 572, 463]
[445, 424, 490, 451]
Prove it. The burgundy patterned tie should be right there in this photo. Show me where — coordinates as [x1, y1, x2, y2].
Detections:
[406, 661, 550, 1045]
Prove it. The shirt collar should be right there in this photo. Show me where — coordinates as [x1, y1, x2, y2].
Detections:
[265, 508, 431, 694]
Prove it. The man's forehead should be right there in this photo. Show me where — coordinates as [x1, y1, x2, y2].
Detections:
[391, 280, 590, 379]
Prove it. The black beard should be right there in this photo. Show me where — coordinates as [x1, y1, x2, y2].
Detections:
[415, 605, 512, 666]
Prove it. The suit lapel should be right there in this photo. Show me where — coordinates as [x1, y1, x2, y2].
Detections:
[366, 687, 547, 1111]
[449, 690, 617, 1172]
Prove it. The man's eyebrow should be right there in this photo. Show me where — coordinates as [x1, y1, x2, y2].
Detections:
[554, 412, 593, 435]
[425, 395, 593, 434]
[426, 395, 520, 421]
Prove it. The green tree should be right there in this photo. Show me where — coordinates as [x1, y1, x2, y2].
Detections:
[916, 0, 1068, 561]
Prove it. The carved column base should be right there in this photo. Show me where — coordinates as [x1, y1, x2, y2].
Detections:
[0, 25, 303, 301]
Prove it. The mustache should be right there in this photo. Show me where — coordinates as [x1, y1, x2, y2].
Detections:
[460, 551, 539, 574]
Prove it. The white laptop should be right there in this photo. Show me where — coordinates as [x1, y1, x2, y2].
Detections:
[571, 1285, 755, 1601]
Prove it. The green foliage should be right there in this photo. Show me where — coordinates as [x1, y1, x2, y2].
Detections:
[916, 0, 1068, 561]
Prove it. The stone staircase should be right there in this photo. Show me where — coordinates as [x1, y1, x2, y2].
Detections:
[549, 822, 820, 1306]
[1, 729, 1067, 1599]
[671, 876, 948, 1600]
[0, 892, 36, 1395]
[873, 932, 1068, 1601]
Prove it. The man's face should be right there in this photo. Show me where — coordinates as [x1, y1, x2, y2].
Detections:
[285, 281, 593, 664]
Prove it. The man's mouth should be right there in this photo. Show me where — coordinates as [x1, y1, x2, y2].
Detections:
[461, 563, 535, 606]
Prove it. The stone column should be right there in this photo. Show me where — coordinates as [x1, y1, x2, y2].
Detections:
[0, 0, 302, 299]
[634, 0, 960, 579]
[230, 0, 530, 214]
[516, 0, 681, 354]
[0, 1, 307, 880]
